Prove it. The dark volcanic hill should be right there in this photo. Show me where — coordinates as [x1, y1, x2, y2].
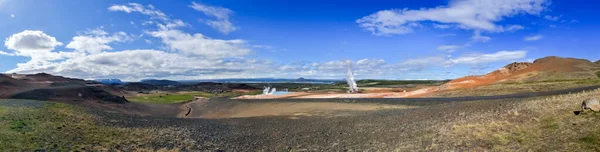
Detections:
[121, 82, 158, 91]
[0, 73, 127, 103]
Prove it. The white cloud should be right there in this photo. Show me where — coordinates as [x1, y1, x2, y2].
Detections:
[356, 0, 548, 35]
[471, 31, 491, 43]
[3, 30, 70, 61]
[544, 15, 561, 21]
[108, 3, 168, 21]
[148, 28, 250, 58]
[5, 30, 63, 52]
[4, 2, 534, 81]
[108, 3, 249, 58]
[356, 59, 385, 67]
[504, 25, 525, 32]
[433, 24, 451, 29]
[446, 50, 527, 65]
[189, 2, 237, 34]
[66, 28, 132, 54]
[6, 49, 269, 80]
[0, 50, 15, 56]
[10, 14, 14, 18]
[524, 35, 543, 41]
[141, 21, 154, 26]
[437, 45, 461, 53]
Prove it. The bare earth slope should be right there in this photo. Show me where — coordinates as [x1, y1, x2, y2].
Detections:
[444, 56, 600, 90]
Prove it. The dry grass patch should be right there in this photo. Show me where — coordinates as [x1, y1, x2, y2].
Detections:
[436, 89, 600, 151]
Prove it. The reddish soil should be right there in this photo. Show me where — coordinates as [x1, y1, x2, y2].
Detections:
[444, 56, 600, 90]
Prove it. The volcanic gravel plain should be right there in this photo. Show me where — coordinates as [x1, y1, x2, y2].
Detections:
[3, 86, 600, 151]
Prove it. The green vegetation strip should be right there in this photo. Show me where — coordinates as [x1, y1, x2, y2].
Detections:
[126, 91, 262, 104]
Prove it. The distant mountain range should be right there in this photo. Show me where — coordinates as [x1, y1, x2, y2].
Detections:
[178, 78, 342, 84]
[95, 79, 125, 84]
[140, 79, 182, 86]
[94, 77, 342, 85]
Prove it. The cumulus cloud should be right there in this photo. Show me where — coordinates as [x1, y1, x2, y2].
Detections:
[148, 28, 250, 58]
[66, 29, 132, 54]
[3, 30, 74, 61]
[4, 3, 251, 80]
[6, 49, 267, 80]
[189, 2, 237, 34]
[437, 45, 461, 53]
[109, 2, 249, 58]
[524, 35, 543, 41]
[356, 0, 548, 35]
[5, 30, 63, 52]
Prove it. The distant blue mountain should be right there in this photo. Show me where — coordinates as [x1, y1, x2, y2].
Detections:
[178, 78, 342, 84]
[95, 79, 125, 84]
[140, 79, 182, 86]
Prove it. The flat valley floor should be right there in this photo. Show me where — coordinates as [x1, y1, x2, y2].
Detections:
[2, 89, 600, 151]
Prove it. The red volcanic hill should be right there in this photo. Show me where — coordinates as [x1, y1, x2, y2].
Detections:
[443, 56, 600, 90]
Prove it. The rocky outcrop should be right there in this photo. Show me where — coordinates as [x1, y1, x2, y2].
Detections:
[494, 62, 532, 75]
[504, 62, 532, 72]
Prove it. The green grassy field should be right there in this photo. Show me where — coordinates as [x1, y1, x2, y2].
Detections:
[126, 91, 262, 104]
[0, 100, 162, 151]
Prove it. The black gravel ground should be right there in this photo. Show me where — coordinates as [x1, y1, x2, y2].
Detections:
[84, 97, 529, 151]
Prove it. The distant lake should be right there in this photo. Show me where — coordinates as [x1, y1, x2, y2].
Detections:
[272, 91, 293, 95]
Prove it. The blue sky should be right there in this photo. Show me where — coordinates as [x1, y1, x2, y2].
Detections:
[0, 0, 598, 81]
